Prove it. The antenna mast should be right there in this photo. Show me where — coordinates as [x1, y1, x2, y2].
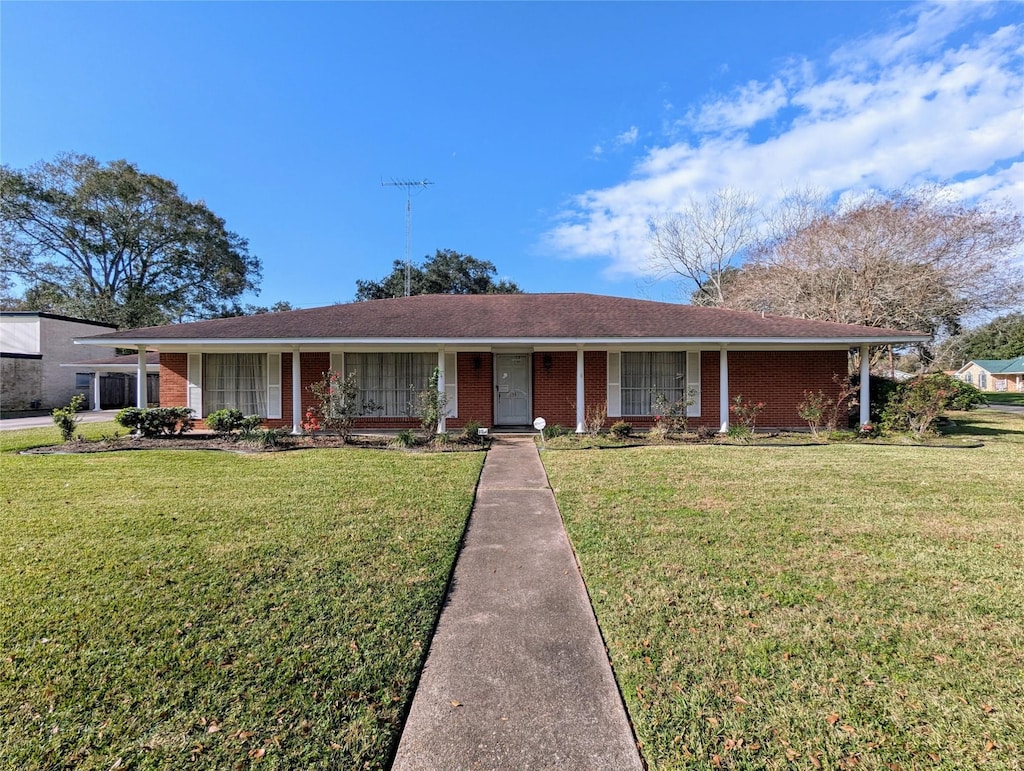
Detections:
[381, 178, 433, 296]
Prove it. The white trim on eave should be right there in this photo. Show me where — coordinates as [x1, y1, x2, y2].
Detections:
[75, 334, 931, 349]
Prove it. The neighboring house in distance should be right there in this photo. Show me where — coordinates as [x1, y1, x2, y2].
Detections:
[63, 353, 161, 410]
[0, 312, 117, 412]
[75, 293, 929, 432]
[954, 358, 1024, 393]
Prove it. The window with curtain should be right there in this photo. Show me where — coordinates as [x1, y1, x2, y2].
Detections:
[347, 353, 434, 416]
[620, 351, 688, 415]
[204, 353, 267, 416]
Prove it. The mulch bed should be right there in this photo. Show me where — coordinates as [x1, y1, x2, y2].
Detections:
[21, 433, 488, 455]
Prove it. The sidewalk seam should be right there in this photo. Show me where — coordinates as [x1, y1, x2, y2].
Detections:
[537, 443, 648, 770]
[384, 443, 490, 770]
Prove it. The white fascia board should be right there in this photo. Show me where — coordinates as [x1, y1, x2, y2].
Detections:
[75, 334, 931, 349]
[59, 363, 145, 372]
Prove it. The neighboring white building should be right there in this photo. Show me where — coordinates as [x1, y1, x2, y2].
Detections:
[0, 312, 117, 411]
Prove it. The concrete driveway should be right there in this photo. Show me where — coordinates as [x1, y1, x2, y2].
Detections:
[0, 410, 122, 431]
[985, 403, 1024, 415]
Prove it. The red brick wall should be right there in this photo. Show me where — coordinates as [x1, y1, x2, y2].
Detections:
[532, 351, 577, 429]
[161, 347, 851, 432]
[159, 354, 187, 409]
[615, 349, 848, 430]
[584, 351, 608, 426]
[724, 349, 848, 428]
[447, 352, 494, 429]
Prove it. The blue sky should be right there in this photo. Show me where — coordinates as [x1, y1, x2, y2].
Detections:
[2, 1, 1021, 309]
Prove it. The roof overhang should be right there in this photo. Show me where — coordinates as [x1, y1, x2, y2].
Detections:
[76, 334, 931, 351]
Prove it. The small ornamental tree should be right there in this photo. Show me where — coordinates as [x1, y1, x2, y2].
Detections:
[414, 367, 449, 441]
[797, 390, 832, 440]
[51, 394, 86, 442]
[729, 395, 765, 431]
[652, 388, 696, 437]
[307, 370, 360, 443]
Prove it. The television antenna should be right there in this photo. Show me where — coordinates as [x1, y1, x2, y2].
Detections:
[381, 178, 433, 296]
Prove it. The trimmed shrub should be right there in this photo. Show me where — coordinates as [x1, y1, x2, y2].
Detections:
[542, 424, 569, 440]
[462, 420, 483, 443]
[240, 414, 263, 432]
[205, 408, 245, 434]
[609, 420, 632, 439]
[52, 394, 86, 442]
[116, 407, 194, 437]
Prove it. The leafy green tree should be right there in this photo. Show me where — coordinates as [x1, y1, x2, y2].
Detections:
[1, 153, 261, 328]
[355, 249, 521, 300]
[211, 300, 295, 318]
[936, 313, 1024, 367]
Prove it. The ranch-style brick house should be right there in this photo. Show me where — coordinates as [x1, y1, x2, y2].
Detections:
[75, 293, 929, 433]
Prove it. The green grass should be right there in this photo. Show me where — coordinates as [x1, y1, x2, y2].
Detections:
[1, 436, 483, 769]
[0, 421, 123, 453]
[983, 391, 1024, 407]
[544, 410, 1024, 770]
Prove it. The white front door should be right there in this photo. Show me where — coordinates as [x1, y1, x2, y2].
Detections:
[495, 354, 531, 425]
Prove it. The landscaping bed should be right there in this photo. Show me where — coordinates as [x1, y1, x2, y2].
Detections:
[18, 431, 489, 455]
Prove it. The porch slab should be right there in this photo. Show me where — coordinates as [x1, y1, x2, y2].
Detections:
[392, 436, 642, 770]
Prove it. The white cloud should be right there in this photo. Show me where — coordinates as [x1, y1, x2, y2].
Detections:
[545, 2, 1024, 279]
[688, 79, 789, 133]
[615, 126, 639, 146]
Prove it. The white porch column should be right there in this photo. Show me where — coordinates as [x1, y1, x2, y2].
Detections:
[575, 347, 585, 433]
[291, 348, 303, 434]
[92, 372, 102, 411]
[436, 348, 446, 434]
[859, 345, 871, 427]
[136, 347, 148, 408]
[719, 346, 730, 433]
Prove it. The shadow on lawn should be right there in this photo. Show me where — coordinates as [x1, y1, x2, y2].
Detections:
[942, 414, 1024, 441]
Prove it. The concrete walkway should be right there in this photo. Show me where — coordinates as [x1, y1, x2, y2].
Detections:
[393, 436, 642, 770]
[0, 409, 122, 431]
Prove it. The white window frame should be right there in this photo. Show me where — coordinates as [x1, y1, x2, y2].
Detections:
[617, 350, 700, 417]
[347, 352, 435, 417]
[200, 353, 280, 418]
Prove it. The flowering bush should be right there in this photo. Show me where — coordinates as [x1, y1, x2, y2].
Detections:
[307, 370, 360, 442]
[729, 395, 766, 431]
[301, 408, 321, 434]
[797, 390, 832, 440]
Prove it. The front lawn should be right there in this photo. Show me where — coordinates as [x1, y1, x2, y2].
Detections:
[0, 434, 483, 769]
[544, 410, 1024, 769]
[983, 391, 1024, 407]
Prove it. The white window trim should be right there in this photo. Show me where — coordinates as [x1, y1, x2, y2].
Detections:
[199, 353, 279, 418]
[444, 352, 458, 418]
[607, 352, 621, 418]
[266, 353, 282, 419]
[618, 350, 698, 417]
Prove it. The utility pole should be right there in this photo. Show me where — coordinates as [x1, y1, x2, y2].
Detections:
[381, 178, 433, 296]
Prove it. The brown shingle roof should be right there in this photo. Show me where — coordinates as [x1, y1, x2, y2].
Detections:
[78, 294, 928, 344]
